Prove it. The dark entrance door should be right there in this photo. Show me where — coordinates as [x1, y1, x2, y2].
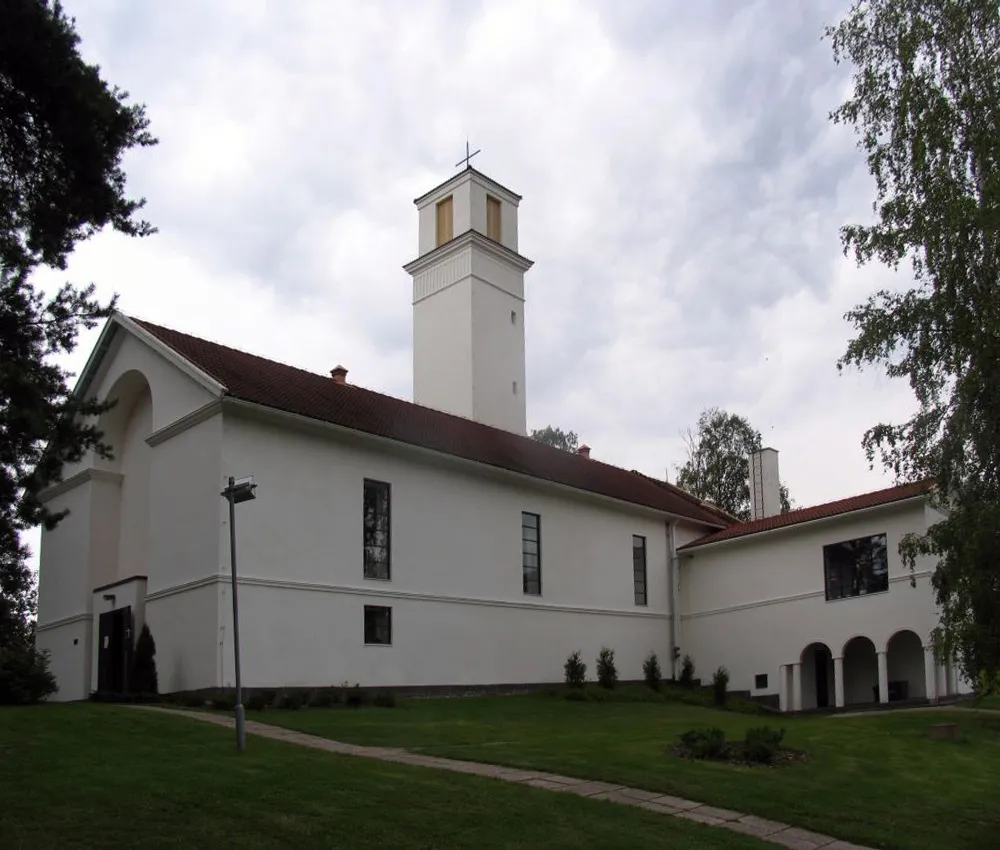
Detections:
[815, 648, 830, 708]
[97, 606, 133, 695]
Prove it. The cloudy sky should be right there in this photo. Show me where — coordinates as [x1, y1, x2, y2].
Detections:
[39, 0, 917, 525]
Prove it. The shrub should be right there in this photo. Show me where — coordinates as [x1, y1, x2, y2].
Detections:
[564, 650, 586, 689]
[210, 690, 237, 711]
[0, 643, 57, 705]
[564, 688, 588, 702]
[743, 726, 785, 764]
[642, 651, 661, 691]
[345, 684, 368, 708]
[130, 623, 158, 696]
[596, 647, 618, 690]
[245, 693, 267, 712]
[272, 690, 304, 710]
[679, 654, 695, 688]
[180, 692, 205, 708]
[307, 688, 334, 708]
[712, 666, 729, 707]
[679, 727, 727, 760]
[373, 691, 397, 708]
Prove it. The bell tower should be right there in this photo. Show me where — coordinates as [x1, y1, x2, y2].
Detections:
[404, 162, 533, 434]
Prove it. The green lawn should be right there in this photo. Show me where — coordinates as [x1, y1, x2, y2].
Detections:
[258, 693, 1000, 850]
[0, 704, 769, 850]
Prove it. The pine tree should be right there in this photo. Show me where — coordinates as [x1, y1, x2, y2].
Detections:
[130, 624, 158, 696]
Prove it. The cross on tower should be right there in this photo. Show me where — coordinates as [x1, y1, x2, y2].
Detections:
[455, 140, 481, 170]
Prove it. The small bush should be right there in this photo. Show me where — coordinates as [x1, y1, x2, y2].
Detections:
[210, 690, 237, 711]
[345, 684, 369, 708]
[596, 647, 618, 690]
[245, 693, 267, 712]
[307, 688, 335, 708]
[373, 691, 397, 708]
[712, 666, 729, 707]
[679, 727, 727, 760]
[180, 692, 205, 708]
[679, 654, 696, 688]
[642, 651, 661, 691]
[564, 650, 587, 689]
[743, 726, 785, 764]
[272, 690, 304, 710]
[565, 688, 588, 702]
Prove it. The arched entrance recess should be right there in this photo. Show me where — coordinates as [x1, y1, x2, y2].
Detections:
[843, 636, 878, 705]
[886, 629, 926, 701]
[800, 642, 835, 710]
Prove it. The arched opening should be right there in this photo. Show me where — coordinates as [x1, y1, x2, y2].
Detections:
[886, 629, 926, 701]
[843, 636, 878, 705]
[92, 370, 154, 588]
[800, 642, 834, 710]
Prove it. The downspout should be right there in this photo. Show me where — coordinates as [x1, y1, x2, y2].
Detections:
[666, 521, 680, 681]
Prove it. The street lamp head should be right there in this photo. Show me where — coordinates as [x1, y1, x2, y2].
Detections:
[222, 475, 257, 504]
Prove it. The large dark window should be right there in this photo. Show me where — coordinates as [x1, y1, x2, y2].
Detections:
[364, 605, 392, 645]
[522, 512, 541, 595]
[823, 533, 889, 601]
[363, 479, 391, 580]
[633, 535, 648, 606]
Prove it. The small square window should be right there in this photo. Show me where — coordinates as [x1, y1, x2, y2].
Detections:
[755, 673, 768, 690]
[364, 605, 392, 645]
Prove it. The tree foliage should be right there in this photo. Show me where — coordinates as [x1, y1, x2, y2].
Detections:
[676, 407, 791, 521]
[530, 425, 579, 453]
[0, 1, 154, 690]
[828, 0, 1000, 687]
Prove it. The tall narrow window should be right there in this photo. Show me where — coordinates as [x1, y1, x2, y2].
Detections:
[436, 196, 453, 246]
[487, 195, 502, 241]
[363, 479, 391, 580]
[633, 535, 648, 606]
[522, 512, 541, 595]
[364, 605, 392, 645]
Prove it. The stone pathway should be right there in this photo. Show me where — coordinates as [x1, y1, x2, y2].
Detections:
[835, 703, 1000, 719]
[139, 707, 872, 850]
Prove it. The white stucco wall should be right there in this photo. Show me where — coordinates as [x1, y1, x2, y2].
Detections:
[413, 275, 473, 418]
[145, 583, 222, 693]
[217, 410, 680, 688]
[35, 322, 223, 700]
[471, 278, 527, 435]
[678, 500, 942, 700]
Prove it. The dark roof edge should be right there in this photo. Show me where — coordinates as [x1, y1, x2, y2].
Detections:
[678, 486, 930, 552]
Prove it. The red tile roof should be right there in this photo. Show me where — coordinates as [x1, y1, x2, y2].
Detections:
[678, 480, 933, 550]
[132, 318, 729, 528]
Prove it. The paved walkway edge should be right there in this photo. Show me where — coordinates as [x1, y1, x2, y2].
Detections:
[137, 706, 874, 850]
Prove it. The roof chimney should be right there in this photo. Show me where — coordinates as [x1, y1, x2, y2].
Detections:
[330, 365, 348, 384]
[749, 447, 781, 520]
[576, 444, 591, 459]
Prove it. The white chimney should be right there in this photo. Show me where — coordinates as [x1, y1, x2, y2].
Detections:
[749, 447, 781, 520]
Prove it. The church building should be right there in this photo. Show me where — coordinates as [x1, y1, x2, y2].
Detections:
[35, 165, 968, 710]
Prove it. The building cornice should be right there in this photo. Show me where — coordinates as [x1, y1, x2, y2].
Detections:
[403, 229, 533, 276]
[146, 399, 223, 447]
[37, 468, 123, 504]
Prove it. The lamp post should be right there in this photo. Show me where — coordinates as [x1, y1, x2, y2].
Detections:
[221, 475, 257, 752]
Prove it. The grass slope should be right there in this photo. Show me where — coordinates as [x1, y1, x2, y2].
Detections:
[260, 694, 1000, 850]
[0, 703, 768, 850]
